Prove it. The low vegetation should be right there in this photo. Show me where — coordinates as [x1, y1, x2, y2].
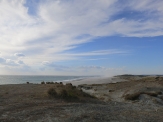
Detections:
[47, 88, 57, 97]
[47, 83, 95, 101]
[124, 92, 141, 100]
[124, 91, 162, 100]
[46, 82, 54, 84]
[41, 81, 45, 84]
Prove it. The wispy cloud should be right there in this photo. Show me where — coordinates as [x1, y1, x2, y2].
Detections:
[0, 56, 26, 67]
[0, 52, 28, 69]
[61, 49, 128, 57]
[0, 0, 162, 54]
[83, 58, 109, 61]
[14, 53, 25, 57]
[0, 0, 162, 75]
[0, 57, 6, 63]
[39, 63, 126, 76]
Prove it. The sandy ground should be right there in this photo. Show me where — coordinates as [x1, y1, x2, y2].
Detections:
[69, 76, 127, 86]
[0, 75, 163, 122]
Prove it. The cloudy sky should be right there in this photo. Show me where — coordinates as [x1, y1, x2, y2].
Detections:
[0, 0, 163, 76]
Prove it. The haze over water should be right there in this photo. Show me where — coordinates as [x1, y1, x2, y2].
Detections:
[0, 75, 87, 85]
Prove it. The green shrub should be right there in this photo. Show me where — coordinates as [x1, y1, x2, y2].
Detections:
[47, 85, 95, 102]
[72, 86, 76, 89]
[45, 81, 54, 84]
[66, 83, 72, 86]
[59, 89, 78, 100]
[60, 89, 68, 98]
[47, 88, 57, 97]
[41, 81, 45, 84]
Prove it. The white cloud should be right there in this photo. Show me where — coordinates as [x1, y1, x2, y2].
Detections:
[127, 0, 163, 14]
[78, 65, 125, 71]
[42, 61, 50, 65]
[0, 56, 27, 67]
[42, 61, 70, 71]
[17, 60, 25, 65]
[79, 66, 106, 70]
[39, 63, 126, 76]
[0, 57, 6, 63]
[5, 59, 18, 66]
[0, 0, 162, 56]
[0, 0, 162, 74]
[14, 53, 25, 57]
[60, 49, 128, 57]
[0, 58, 18, 66]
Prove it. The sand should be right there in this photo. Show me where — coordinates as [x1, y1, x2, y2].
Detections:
[69, 76, 127, 86]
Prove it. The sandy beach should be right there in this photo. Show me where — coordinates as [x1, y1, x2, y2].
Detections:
[69, 76, 127, 86]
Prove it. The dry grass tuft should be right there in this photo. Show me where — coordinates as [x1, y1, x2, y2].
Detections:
[124, 91, 162, 100]
[47, 84, 95, 101]
[47, 88, 57, 97]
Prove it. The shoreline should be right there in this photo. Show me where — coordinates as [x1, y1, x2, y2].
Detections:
[0, 76, 124, 86]
[69, 76, 127, 86]
[0, 75, 91, 85]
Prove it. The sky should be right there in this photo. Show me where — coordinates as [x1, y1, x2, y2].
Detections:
[0, 0, 163, 76]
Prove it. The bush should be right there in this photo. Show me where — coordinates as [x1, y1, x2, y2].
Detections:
[45, 81, 54, 84]
[124, 91, 162, 100]
[47, 88, 57, 97]
[59, 89, 78, 100]
[72, 86, 76, 89]
[41, 81, 45, 84]
[66, 83, 72, 86]
[155, 77, 160, 80]
[47, 85, 95, 102]
[60, 89, 68, 98]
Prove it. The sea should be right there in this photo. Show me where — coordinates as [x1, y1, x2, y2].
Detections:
[0, 75, 90, 85]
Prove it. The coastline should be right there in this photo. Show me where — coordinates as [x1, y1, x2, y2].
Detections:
[0, 75, 125, 86]
[0, 75, 88, 85]
[69, 76, 127, 86]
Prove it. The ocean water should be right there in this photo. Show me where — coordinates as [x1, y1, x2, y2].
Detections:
[0, 75, 88, 85]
